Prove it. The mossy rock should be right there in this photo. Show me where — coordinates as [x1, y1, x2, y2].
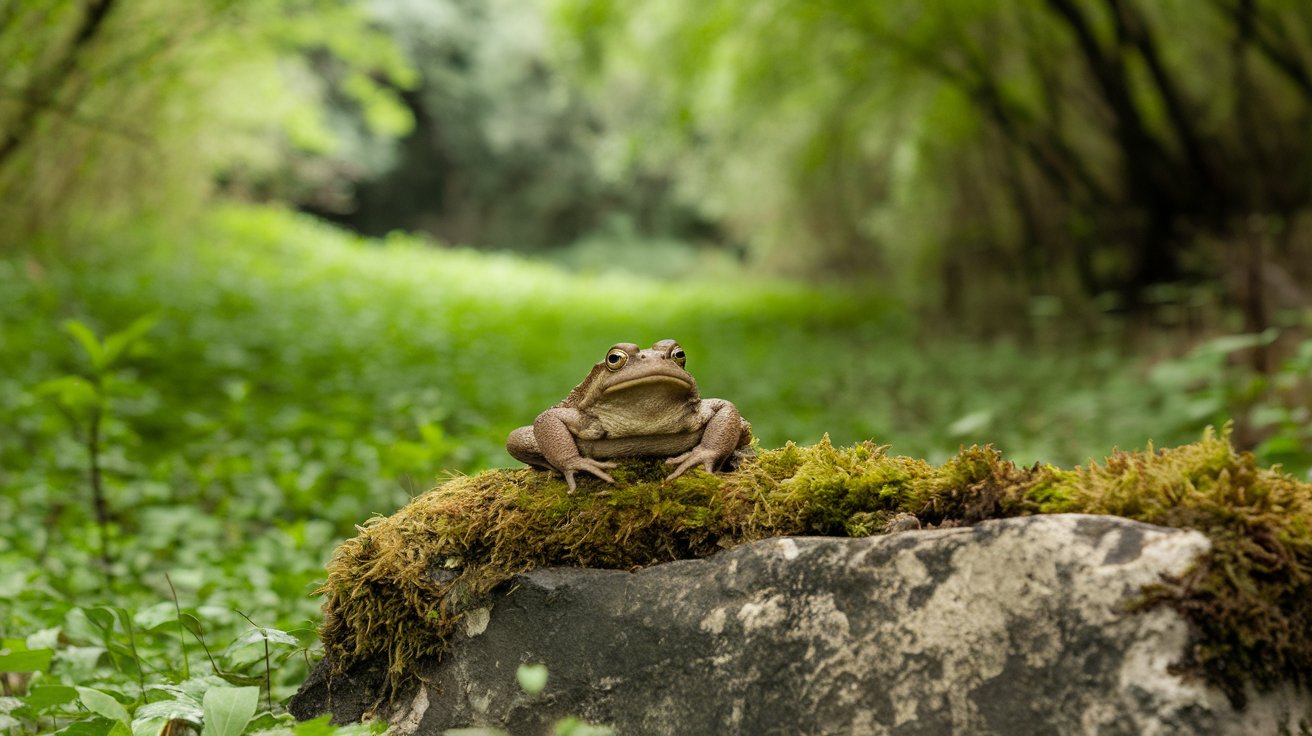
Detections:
[318, 428, 1312, 708]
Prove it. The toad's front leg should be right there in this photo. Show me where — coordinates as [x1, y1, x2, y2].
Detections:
[666, 399, 746, 480]
[533, 407, 617, 493]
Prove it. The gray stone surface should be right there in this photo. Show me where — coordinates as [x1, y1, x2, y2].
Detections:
[291, 514, 1312, 735]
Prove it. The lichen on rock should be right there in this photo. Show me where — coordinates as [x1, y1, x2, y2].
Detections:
[316, 427, 1312, 708]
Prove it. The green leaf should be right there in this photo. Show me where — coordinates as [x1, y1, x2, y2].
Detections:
[135, 698, 203, 724]
[291, 715, 337, 736]
[57, 717, 117, 736]
[226, 626, 299, 653]
[516, 663, 548, 696]
[77, 687, 131, 726]
[101, 313, 160, 368]
[131, 718, 168, 736]
[63, 319, 107, 371]
[83, 606, 120, 637]
[947, 410, 992, 437]
[25, 684, 79, 710]
[216, 673, 263, 688]
[1194, 329, 1279, 358]
[57, 646, 108, 681]
[553, 717, 615, 736]
[34, 375, 102, 412]
[0, 648, 53, 672]
[134, 602, 180, 631]
[201, 686, 259, 736]
[178, 612, 206, 640]
[1256, 434, 1306, 459]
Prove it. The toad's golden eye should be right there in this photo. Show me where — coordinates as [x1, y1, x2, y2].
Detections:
[671, 345, 686, 367]
[605, 348, 628, 371]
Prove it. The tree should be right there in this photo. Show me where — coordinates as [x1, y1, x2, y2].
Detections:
[0, 0, 415, 247]
[551, 0, 1312, 320]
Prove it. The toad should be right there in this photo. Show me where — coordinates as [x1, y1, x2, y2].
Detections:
[507, 339, 752, 491]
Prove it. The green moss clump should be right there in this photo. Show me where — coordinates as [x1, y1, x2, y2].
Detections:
[1044, 429, 1312, 706]
[319, 429, 1312, 707]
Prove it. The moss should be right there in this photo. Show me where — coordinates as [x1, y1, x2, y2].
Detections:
[318, 428, 1312, 707]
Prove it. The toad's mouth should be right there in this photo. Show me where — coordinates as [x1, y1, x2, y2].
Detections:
[603, 374, 694, 395]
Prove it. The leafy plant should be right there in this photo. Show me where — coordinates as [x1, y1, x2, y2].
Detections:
[34, 315, 158, 589]
[1, 204, 1303, 733]
[1149, 330, 1312, 478]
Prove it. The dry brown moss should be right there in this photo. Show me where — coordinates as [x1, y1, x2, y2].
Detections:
[318, 429, 1312, 707]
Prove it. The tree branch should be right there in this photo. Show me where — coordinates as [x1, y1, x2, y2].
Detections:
[1107, 0, 1219, 202]
[1209, 0, 1312, 101]
[847, 12, 1112, 208]
[0, 0, 119, 168]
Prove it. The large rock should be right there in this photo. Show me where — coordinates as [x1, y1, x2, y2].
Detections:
[291, 514, 1311, 734]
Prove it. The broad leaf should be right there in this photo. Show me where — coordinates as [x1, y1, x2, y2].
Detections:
[54, 716, 117, 736]
[135, 698, 204, 724]
[25, 684, 78, 710]
[201, 686, 259, 736]
[131, 718, 168, 736]
[0, 647, 53, 672]
[77, 687, 131, 726]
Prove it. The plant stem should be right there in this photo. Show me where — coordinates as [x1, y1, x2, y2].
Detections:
[166, 573, 190, 679]
[264, 638, 272, 712]
[123, 611, 146, 699]
[87, 403, 114, 590]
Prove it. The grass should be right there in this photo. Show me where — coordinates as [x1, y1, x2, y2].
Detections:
[320, 429, 1312, 711]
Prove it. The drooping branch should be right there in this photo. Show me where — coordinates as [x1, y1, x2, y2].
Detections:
[945, 15, 1114, 208]
[0, 0, 119, 168]
[1209, 0, 1312, 102]
[845, 11, 1112, 210]
[1107, 0, 1219, 204]
[1043, 0, 1176, 201]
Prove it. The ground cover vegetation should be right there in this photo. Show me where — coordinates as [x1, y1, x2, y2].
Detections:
[2, 207, 1309, 733]
[2, 0, 1311, 733]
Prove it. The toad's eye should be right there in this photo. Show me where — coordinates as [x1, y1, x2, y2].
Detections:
[671, 346, 686, 367]
[606, 348, 628, 371]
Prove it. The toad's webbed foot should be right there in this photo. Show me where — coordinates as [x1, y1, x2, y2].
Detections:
[561, 457, 617, 493]
[665, 447, 724, 480]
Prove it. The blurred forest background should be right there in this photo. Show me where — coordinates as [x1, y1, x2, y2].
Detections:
[1, 1, 1311, 733]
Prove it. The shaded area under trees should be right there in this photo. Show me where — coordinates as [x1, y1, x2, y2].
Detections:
[4, 0, 1312, 330]
[554, 0, 1312, 324]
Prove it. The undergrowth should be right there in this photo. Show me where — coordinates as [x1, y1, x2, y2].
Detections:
[4, 205, 1309, 732]
[320, 428, 1312, 710]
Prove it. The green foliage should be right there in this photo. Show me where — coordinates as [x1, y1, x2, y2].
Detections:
[0, 0, 416, 247]
[1, 204, 1308, 732]
[203, 686, 260, 736]
[553, 717, 615, 736]
[1149, 329, 1312, 477]
[322, 0, 708, 253]
[0, 595, 340, 734]
[548, 0, 1312, 313]
[319, 430, 1312, 708]
[515, 664, 548, 698]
